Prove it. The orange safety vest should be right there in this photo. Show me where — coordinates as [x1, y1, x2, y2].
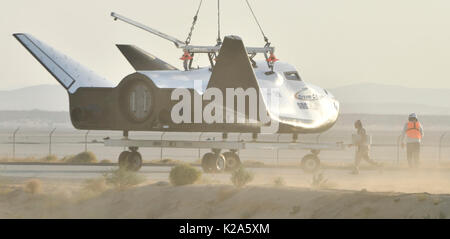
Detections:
[406, 121, 422, 139]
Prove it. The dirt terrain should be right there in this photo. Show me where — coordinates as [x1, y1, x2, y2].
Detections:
[1, 165, 450, 219]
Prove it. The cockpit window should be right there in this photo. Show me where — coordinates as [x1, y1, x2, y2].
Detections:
[284, 71, 302, 81]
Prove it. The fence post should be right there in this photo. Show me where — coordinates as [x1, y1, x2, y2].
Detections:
[237, 133, 243, 156]
[84, 130, 90, 152]
[438, 132, 447, 163]
[198, 132, 204, 160]
[160, 132, 166, 161]
[12, 127, 20, 159]
[49, 128, 56, 156]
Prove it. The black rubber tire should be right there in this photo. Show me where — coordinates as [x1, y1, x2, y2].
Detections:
[223, 151, 241, 171]
[202, 152, 218, 173]
[301, 154, 320, 173]
[201, 153, 226, 173]
[118, 151, 130, 170]
[216, 154, 226, 172]
[127, 151, 143, 171]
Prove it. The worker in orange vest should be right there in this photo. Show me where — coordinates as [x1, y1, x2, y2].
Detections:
[401, 113, 424, 168]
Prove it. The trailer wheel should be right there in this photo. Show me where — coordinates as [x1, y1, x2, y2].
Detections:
[223, 151, 241, 171]
[118, 151, 142, 171]
[127, 151, 143, 171]
[301, 154, 320, 173]
[118, 151, 130, 169]
[202, 153, 226, 173]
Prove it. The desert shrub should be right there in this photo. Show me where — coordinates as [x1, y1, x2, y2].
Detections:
[64, 151, 97, 164]
[273, 177, 285, 187]
[169, 164, 202, 186]
[100, 159, 112, 164]
[417, 194, 428, 202]
[40, 154, 58, 162]
[103, 168, 145, 190]
[231, 166, 254, 187]
[25, 179, 42, 194]
[83, 178, 108, 193]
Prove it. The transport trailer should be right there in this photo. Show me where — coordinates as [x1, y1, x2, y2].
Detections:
[104, 134, 345, 173]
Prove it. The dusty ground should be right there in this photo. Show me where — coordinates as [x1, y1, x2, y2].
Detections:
[1, 165, 450, 219]
[0, 182, 448, 219]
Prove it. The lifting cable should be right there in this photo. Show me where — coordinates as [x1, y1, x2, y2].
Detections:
[185, 0, 203, 46]
[216, 0, 222, 45]
[245, 0, 270, 46]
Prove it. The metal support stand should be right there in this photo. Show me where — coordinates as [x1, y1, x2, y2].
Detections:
[160, 132, 166, 161]
[84, 130, 90, 152]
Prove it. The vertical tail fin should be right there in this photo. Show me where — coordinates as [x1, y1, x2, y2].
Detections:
[207, 36, 260, 90]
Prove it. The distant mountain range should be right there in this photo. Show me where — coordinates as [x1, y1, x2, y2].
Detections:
[0, 84, 68, 111]
[330, 83, 450, 115]
[0, 83, 449, 115]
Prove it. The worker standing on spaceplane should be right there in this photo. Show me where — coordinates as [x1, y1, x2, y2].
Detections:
[401, 113, 424, 168]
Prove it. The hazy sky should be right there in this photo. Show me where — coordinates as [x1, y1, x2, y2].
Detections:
[2, 0, 450, 91]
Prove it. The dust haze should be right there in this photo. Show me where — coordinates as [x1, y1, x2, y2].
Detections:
[2, 0, 450, 219]
[2, 164, 450, 219]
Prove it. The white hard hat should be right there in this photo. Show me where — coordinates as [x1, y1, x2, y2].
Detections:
[409, 113, 417, 119]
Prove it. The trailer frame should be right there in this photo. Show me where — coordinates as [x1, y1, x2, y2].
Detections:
[104, 135, 345, 173]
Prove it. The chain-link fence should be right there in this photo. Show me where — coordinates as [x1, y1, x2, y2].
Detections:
[1, 128, 449, 166]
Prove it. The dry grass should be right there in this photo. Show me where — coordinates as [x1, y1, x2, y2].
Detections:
[39, 155, 58, 162]
[169, 164, 202, 186]
[273, 177, 285, 187]
[103, 168, 146, 190]
[24, 179, 42, 194]
[231, 166, 254, 188]
[149, 158, 183, 165]
[99, 159, 112, 164]
[416, 193, 429, 202]
[63, 151, 97, 164]
[0, 157, 37, 162]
